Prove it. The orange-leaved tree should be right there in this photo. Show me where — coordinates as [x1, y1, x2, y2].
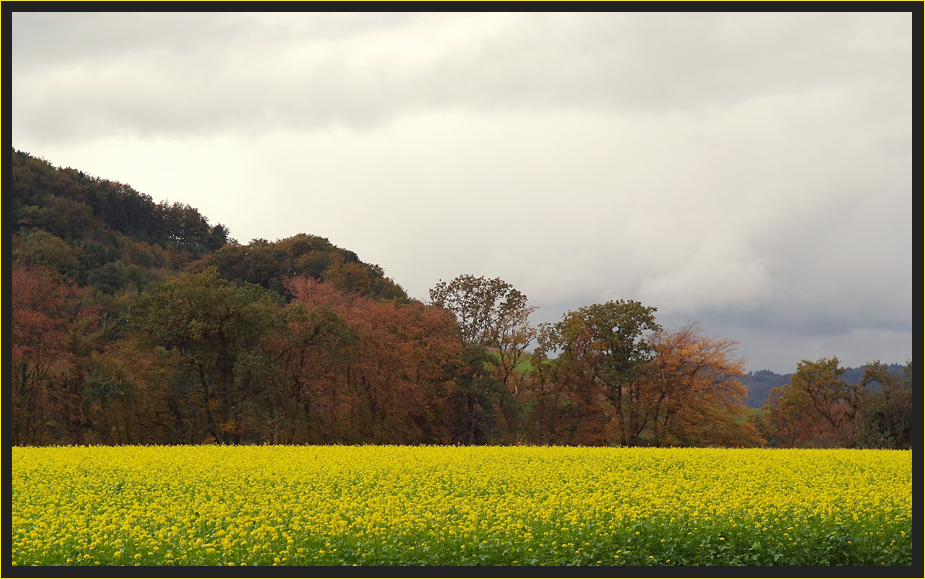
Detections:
[761, 357, 858, 447]
[284, 276, 462, 445]
[11, 265, 99, 444]
[636, 323, 763, 447]
[762, 357, 910, 448]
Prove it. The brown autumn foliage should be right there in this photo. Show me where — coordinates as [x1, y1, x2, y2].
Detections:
[281, 276, 462, 445]
[527, 300, 661, 446]
[10, 261, 899, 448]
[11, 265, 99, 444]
[760, 357, 912, 449]
[527, 315, 763, 447]
[635, 324, 764, 447]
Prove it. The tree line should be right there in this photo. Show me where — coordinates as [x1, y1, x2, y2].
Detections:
[11, 265, 912, 448]
[8, 149, 912, 448]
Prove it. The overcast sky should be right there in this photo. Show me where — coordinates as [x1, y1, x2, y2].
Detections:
[11, 11, 913, 373]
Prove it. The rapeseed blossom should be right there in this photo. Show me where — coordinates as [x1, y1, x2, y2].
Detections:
[12, 446, 911, 566]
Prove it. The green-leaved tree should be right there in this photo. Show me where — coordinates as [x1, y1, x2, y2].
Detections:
[130, 267, 280, 444]
[531, 300, 661, 446]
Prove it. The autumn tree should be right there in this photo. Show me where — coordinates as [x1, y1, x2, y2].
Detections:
[527, 334, 610, 445]
[11, 265, 99, 445]
[285, 276, 462, 445]
[13, 263, 180, 446]
[852, 360, 913, 449]
[429, 275, 536, 392]
[349, 298, 460, 444]
[635, 324, 763, 447]
[760, 380, 816, 447]
[761, 357, 866, 447]
[272, 277, 361, 444]
[429, 274, 538, 441]
[12, 264, 71, 445]
[79, 332, 179, 445]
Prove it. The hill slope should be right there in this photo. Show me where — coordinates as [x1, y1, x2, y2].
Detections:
[10, 148, 406, 300]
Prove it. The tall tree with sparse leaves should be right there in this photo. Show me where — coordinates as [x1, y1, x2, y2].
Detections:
[429, 274, 536, 392]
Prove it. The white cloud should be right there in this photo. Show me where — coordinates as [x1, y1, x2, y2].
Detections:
[638, 236, 773, 313]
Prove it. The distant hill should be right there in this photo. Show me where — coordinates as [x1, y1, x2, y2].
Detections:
[741, 363, 906, 408]
[10, 148, 407, 300]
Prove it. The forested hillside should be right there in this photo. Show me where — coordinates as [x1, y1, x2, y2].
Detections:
[10, 149, 407, 300]
[9, 149, 913, 449]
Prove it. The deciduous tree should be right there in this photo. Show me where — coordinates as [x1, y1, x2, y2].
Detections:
[443, 343, 509, 445]
[130, 267, 280, 444]
[636, 324, 763, 447]
[286, 276, 461, 445]
[11, 265, 98, 444]
[761, 357, 863, 447]
[853, 360, 913, 449]
[531, 300, 661, 446]
[429, 275, 536, 393]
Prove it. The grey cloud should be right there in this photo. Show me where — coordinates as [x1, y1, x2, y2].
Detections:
[12, 13, 251, 71]
[13, 12, 912, 142]
[701, 324, 911, 373]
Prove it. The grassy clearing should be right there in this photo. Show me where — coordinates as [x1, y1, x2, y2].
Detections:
[486, 348, 539, 375]
[12, 446, 912, 566]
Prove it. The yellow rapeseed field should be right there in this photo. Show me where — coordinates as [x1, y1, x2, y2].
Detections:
[12, 446, 912, 566]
